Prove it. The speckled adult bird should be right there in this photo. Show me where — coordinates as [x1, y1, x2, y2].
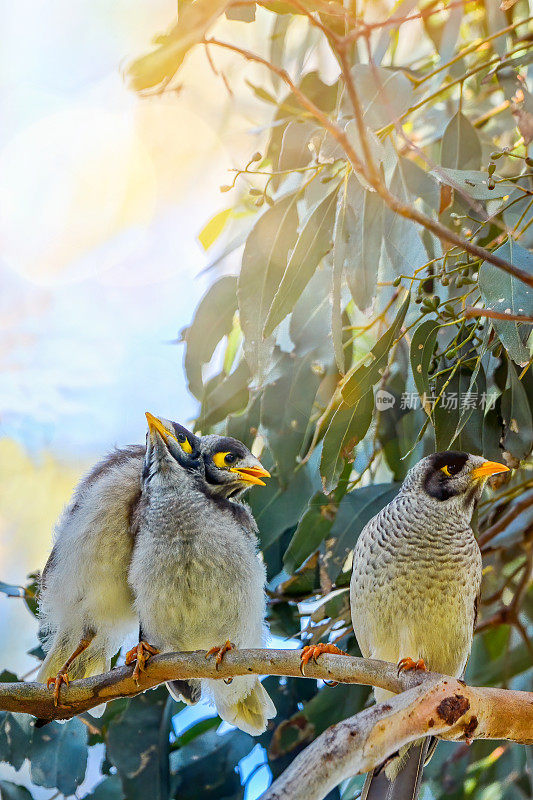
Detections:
[128, 413, 276, 736]
[350, 451, 509, 800]
[37, 416, 270, 719]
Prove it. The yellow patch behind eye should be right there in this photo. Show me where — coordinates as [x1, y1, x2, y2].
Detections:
[180, 438, 193, 454]
[440, 465, 451, 476]
[213, 451, 230, 469]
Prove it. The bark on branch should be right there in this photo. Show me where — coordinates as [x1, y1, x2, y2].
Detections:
[262, 675, 533, 800]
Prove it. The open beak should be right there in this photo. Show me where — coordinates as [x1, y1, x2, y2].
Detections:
[146, 412, 174, 444]
[230, 465, 271, 487]
[471, 460, 509, 481]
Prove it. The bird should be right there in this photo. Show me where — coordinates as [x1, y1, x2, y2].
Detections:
[36, 416, 270, 718]
[127, 412, 276, 736]
[349, 451, 509, 800]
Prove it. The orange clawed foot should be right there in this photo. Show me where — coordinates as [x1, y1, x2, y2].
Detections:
[397, 657, 427, 676]
[47, 671, 70, 707]
[300, 643, 347, 676]
[125, 641, 160, 684]
[205, 640, 235, 670]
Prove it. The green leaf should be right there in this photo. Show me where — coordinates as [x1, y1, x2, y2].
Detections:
[320, 391, 374, 493]
[432, 168, 514, 200]
[434, 367, 485, 454]
[30, 718, 88, 795]
[171, 728, 252, 800]
[225, 3, 255, 21]
[198, 208, 232, 251]
[410, 320, 440, 413]
[0, 782, 33, 800]
[383, 166, 428, 277]
[278, 119, 316, 174]
[326, 484, 401, 580]
[238, 194, 299, 379]
[343, 180, 382, 311]
[0, 713, 33, 771]
[348, 65, 414, 129]
[441, 112, 481, 170]
[197, 360, 250, 430]
[261, 353, 321, 484]
[184, 276, 238, 399]
[289, 267, 333, 359]
[501, 360, 533, 461]
[263, 187, 338, 337]
[471, 640, 532, 686]
[225, 394, 261, 449]
[284, 462, 351, 574]
[341, 293, 410, 406]
[107, 688, 171, 800]
[84, 774, 124, 800]
[479, 239, 533, 367]
[249, 464, 317, 551]
[127, 0, 228, 92]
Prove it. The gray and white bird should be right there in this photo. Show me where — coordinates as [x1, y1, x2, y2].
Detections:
[37, 417, 270, 720]
[127, 413, 276, 735]
[350, 451, 509, 800]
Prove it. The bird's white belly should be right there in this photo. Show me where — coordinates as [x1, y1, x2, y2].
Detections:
[130, 530, 266, 652]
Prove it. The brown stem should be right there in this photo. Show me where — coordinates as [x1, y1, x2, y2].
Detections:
[464, 307, 533, 323]
[204, 37, 533, 288]
[478, 492, 533, 547]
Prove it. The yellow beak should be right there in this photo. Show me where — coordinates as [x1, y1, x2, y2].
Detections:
[229, 466, 271, 487]
[146, 412, 174, 443]
[471, 460, 509, 481]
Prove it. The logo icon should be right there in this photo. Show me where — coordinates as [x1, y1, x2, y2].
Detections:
[375, 389, 396, 411]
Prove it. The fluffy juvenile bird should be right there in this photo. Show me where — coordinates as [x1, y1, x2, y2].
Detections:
[128, 413, 276, 735]
[350, 451, 508, 800]
[37, 418, 268, 713]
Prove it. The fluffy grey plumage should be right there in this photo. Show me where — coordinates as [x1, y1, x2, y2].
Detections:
[350, 451, 508, 800]
[37, 415, 273, 727]
[128, 414, 276, 735]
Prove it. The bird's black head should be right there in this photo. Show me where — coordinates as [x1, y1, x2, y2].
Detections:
[142, 412, 202, 485]
[410, 451, 509, 510]
[200, 435, 270, 499]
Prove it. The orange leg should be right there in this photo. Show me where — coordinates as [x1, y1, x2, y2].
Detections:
[300, 643, 347, 676]
[397, 657, 427, 676]
[46, 633, 95, 707]
[205, 640, 235, 670]
[125, 641, 160, 684]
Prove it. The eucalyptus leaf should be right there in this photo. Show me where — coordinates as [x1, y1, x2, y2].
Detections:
[320, 391, 374, 493]
[261, 352, 321, 484]
[347, 65, 414, 129]
[410, 319, 440, 413]
[238, 194, 299, 379]
[479, 239, 533, 367]
[341, 293, 410, 406]
[263, 186, 338, 337]
[325, 484, 401, 580]
[501, 360, 533, 461]
[30, 718, 88, 795]
[441, 112, 481, 171]
[184, 276, 238, 399]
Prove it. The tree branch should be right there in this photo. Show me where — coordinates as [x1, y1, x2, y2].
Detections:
[464, 306, 533, 323]
[204, 36, 533, 288]
[262, 676, 533, 800]
[0, 649, 429, 721]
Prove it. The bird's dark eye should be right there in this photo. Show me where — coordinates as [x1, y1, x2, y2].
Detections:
[177, 433, 186, 443]
[224, 453, 238, 465]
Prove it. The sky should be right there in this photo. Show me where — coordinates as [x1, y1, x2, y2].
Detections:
[0, 2, 280, 795]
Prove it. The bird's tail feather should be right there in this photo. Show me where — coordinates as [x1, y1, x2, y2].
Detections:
[37, 631, 110, 718]
[211, 678, 276, 736]
[361, 739, 430, 800]
[166, 679, 201, 705]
